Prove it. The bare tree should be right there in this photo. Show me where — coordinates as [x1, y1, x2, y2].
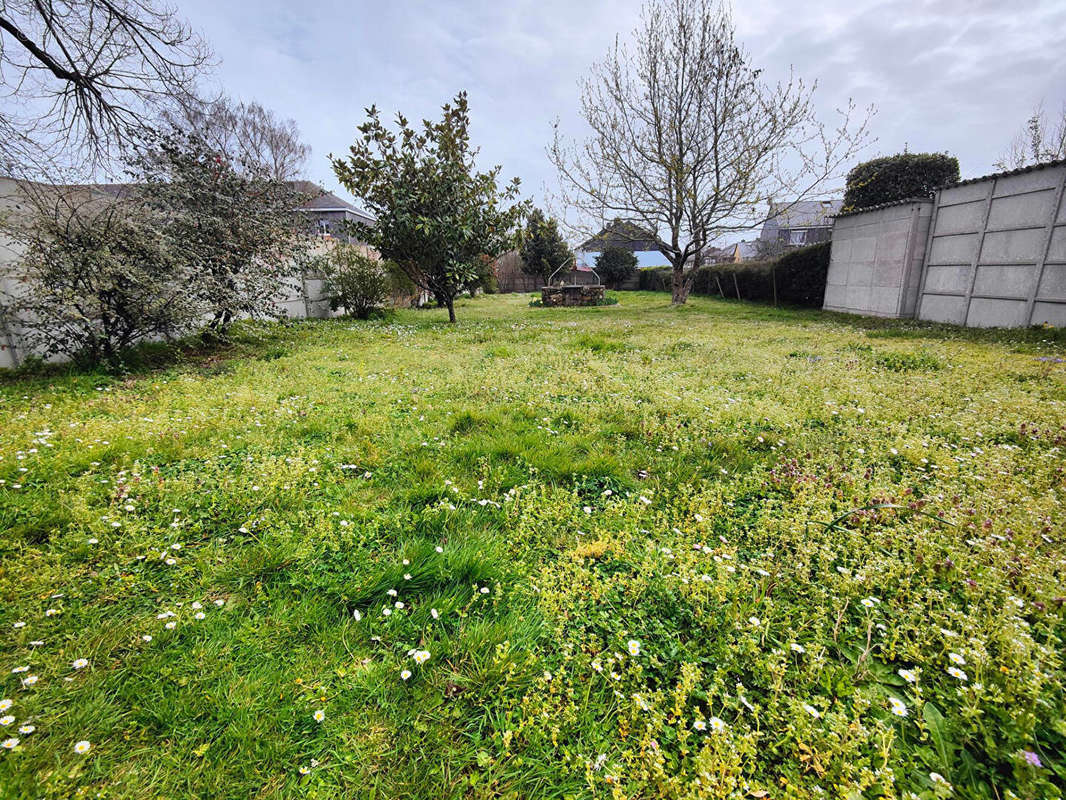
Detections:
[995, 103, 1066, 171]
[0, 0, 213, 175]
[549, 0, 871, 304]
[161, 97, 310, 181]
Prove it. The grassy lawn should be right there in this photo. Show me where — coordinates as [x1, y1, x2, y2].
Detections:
[1, 292, 1064, 799]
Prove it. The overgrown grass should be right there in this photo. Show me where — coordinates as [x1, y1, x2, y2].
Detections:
[0, 293, 1063, 799]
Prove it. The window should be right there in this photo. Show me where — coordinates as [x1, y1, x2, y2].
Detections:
[789, 229, 806, 246]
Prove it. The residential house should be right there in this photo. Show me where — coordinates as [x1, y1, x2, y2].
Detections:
[758, 199, 841, 248]
[575, 219, 669, 269]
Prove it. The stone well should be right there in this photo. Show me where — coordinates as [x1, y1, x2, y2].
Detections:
[540, 284, 606, 307]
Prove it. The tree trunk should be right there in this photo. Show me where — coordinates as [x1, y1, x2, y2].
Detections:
[671, 264, 692, 305]
[446, 296, 456, 323]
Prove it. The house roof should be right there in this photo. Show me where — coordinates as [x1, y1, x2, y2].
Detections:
[732, 240, 760, 260]
[577, 219, 660, 251]
[759, 200, 841, 240]
[289, 180, 375, 222]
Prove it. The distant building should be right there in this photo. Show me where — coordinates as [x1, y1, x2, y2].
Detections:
[725, 241, 761, 262]
[758, 199, 841, 248]
[291, 180, 374, 242]
[576, 219, 669, 269]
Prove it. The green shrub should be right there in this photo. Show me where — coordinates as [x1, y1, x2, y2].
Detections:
[637, 243, 831, 308]
[319, 245, 400, 319]
[595, 247, 638, 288]
[843, 153, 960, 211]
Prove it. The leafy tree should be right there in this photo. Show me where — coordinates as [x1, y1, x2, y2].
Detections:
[995, 103, 1066, 170]
[519, 208, 572, 284]
[330, 92, 526, 322]
[0, 182, 200, 365]
[131, 129, 312, 333]
[595, 246, 638, 288]
[550, 0, 870, 305]
[319, 245, 397, 319]
[843, 153, 959, 211]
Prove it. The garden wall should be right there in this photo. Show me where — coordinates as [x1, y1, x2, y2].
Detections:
[823, 200, 933, 318]
[825, 160, 1066, 327]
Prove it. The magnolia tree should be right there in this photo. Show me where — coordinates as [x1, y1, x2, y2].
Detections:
[130, 129, 311, 333]
[519, 208, 573, 285]
[550, 0, 872, 304]
[331, 92, 526, 322]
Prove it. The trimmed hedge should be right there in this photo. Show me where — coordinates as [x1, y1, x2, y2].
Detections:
[843, 153, 959, 211]
[637, 242, 831, 308]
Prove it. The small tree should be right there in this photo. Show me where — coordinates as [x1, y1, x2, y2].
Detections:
[320, 246, 393, 319]
[995, 104, 1066, 171]
[520, 208, 573, 284]
[331, 92, 527, 322]
[595, 247, 638, 288]
[131, 129, 311, 333]
[0, 184, 200, 365]
[843, 153, 959, 211]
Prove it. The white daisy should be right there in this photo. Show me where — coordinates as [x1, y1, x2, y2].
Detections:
[74, 740, 91, 754]
[627, 640, 641, 657]
[71, 659, 89, 669]
[313, 709, 325, 722]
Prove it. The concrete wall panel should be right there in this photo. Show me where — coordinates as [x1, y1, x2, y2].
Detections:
[992, 169, 1061, 197]
[966, 298, 1030, 328]
[973, 264, 1036, 298]
[934, 200, 985, 235]
[1047, 226, 1066, 263]
[939, 182, 990, 206]
[979, 228, 1045, 264]
[922, 264, 969, 295]
[987, 190, 1057, 230]
[928, 233, 978, 265]
[919, 294, 967, 324]
[1038, 263, 1066, 299]
[1031, 301, 1066, 326]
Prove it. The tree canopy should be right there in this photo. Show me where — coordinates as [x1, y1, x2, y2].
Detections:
[519, 209, 573, 284]
[331, 92, 527, 322]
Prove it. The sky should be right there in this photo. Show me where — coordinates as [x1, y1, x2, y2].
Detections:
[178, 0, 1066, 226]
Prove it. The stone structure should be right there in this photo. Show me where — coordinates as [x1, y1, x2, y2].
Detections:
[541, 284, 606, 306]
[825, 159, 1066, 327]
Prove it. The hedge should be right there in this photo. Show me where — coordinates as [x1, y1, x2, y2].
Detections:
[843, 153, 959, 211]
[636, 241, 831, 308]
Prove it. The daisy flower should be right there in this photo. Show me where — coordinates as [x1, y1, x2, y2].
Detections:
[888, 697, 908, 717]
[0, 700, 11, 712]
[946, 666, 968, 681]
[71, 659, 89, 669]
[790, 643, 806, 654]
[627, 640, 641, 657]
[0, 716, 13, 726]
[693, 719, 707, 731]
[164, 621, 176, 630]
[413, 650, 431, 665]
[313, 709, 325, 722]
[948, 652, 965, 665]
[194, 612, 205, 620]
[74, 740, 91, 754]
[2, 738, 18, 750]
[400, 669, 412, 681]
[708, 717, 727, 733]
[898, 668, 917, 683]
[17, 725, 33, 734]
[802, 703, 821, 719]
[20, 676, 37, 687]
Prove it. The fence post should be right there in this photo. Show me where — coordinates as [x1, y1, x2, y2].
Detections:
[961, 178, 997, 326]
[0, 310, 19, 369]
[733, 273, 741, 300]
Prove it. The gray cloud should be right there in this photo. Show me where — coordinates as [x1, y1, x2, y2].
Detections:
[178, 0, 1066, 208]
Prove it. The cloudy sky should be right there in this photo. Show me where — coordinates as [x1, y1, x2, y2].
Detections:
[179, 0, 1066, 216]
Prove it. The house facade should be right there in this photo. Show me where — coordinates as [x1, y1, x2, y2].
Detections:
[759, 200, 841, 248]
